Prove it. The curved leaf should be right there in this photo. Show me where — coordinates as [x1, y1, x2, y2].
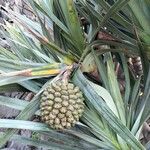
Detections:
[0, 77, 58, 147]
[73, 69, 145, 150]
[87, 80, 118, 117]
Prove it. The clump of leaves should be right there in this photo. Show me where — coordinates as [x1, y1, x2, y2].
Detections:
[0, 0, 149, 150]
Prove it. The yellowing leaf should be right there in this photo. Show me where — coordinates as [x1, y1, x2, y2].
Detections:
[31, 69, 60, 76]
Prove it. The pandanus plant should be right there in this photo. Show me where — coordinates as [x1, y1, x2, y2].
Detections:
[0, 0, 149, 149]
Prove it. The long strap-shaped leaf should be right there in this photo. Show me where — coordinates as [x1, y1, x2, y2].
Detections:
[0, 122, 94, 150]
[0, 94, 113, 149]
[106, 53, 126, 125]
[0, 120, 109, 150]
[0, 77, 58, 147]
[90, 0, 130, 42]
[0, 63, 68, 86]
[57, 0, 85, 55]
[73, 69, 145, 150]
[0, 97, 40, 147]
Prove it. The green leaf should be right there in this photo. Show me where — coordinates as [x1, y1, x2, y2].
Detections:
[0, 119, 49, 131]
[0, 98, 40, 147]
[57, 0, 85, 55]
[91, 40, 140, 56]
[0, 119, 110, 149]
[0, 45, 19, 60]
[90, 0, 130, 41]
[87, 80, 119, 118]
[0, 96, 28, 111]
[127, 77, 141, 130]
[128, 0, 150, 34]
[0, 77, 57, 147]
[0, 63, 66, 87]
[145, 140, 150, 150]
[0, 130, 95, 150]
[0, 84, 26, 92]
[106, 53, 126, 125]
[0, 95, 116, 149]
[139, 66, 150, 126]
[75, 1, 137, 45]
[0, 76, 45, 87]
[33, 0, 69, 34]
[0, 57, 46, 70]
[91, 49, 109, 90]
[95, 0, 134, 32]
[18, 80, 41, 93]
[67, 129, 114, 149]
[119, 53, 130, 105]
[0, 94, 114, 149]
[73, 69, 145, 150]
[81, 107, 120, 149]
